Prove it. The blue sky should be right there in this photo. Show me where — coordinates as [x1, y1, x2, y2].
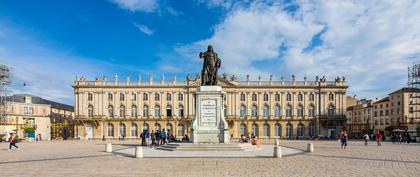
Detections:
[1, 0, 419, 105]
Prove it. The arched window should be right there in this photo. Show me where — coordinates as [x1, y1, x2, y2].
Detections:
[131, 124, 137, 137]
[240, 123, 247, 135]
[108, 93, 113, 101]
[329, 93, 334, 101]
[251, 105, 258, 117]
[240, 93, 246, 101]
[309, 93, 314, 101]
[252, 123, 259, 137]
[308, 104, 315, 117]
[297, 105, 304, 117]
[119, 105, 126, 118]
[275, 93, 280, 101]
[155, 123, 161, 131]
[120, 93, 125, 101]
[155, 105, 161, 117]
[263, 123, 270, 137]
[252, 93, 257, 101]
[297, 123, 304, 137]
[119, 123, 126, 137]
[263, 105, 269, 118]
[178, 123, 184, 136]
[143, 105, 149, 117]
[286, 123, 293, 138]
[108, 123, 114, 137]
[263, 93, 269, 101]
[155, 93, 160, 101]
[274, 105, 281, 117]
[178, 93, 183, 101]
[108, 105, 114, 117]
[309, 123, 315, 137]
[166, 93, 171, 101]
[131, 105, 137, 117]
[166, 105, 172, 117]
[240, 105, 246, 118]
[143, 123, 149, 130]
[166, 123, 173, 132]
[131, 93, 137, 101]
[88, 105, 94, 117]
[286, 105, 292, 117]
[286, 93, 292, 101]
[143, 93, 148, 101]
[178, 105, 184, 117]
[298, 93, 303, 101]
[88, 93, 93, 101]
[275, 123, 281, 137]
[328, 104, 336, 116]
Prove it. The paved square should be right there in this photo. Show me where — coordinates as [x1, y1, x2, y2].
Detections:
[0, 140, 419, 177]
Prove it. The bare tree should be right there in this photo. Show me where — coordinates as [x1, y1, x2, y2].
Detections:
[0, 64, 12, 125]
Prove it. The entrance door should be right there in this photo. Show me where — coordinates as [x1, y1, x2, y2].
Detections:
[86, 123, 93, 139]
[328, 129, 336, 139]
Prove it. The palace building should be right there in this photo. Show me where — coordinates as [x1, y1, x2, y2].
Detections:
[73, 74, 348, 140]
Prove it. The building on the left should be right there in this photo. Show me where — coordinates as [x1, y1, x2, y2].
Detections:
[0, 94, 74, 141]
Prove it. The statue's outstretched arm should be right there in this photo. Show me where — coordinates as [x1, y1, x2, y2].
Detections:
[199, 52, 204, 58]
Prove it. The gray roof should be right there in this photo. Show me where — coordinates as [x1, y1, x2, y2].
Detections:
[10, 94, 74, 112]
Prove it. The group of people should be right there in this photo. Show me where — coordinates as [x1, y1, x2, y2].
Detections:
[391, 133, 411, 144]
[240, 133, 260, 148]
[340, 131, 385, 149]
[140, 129, 172, 147]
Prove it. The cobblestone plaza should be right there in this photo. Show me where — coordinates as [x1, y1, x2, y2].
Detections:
[1, 141, 419, 177]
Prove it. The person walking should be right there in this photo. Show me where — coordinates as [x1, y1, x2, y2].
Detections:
[363, 133, 369, 146]
[155, 130, 160, 146]
[375, 131, 383, 146]
[340, 131, 348, 149]
[144, 129, 150, 147]
[8, 133, 19, 151]
[160, 129, 167, 145]
[167, 130, 171, 143]
[150, 130, 155, 146]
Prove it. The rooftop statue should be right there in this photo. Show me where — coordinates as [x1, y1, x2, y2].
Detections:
[199, 45, 221, 85]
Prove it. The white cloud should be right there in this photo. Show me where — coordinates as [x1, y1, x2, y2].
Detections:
[110, 0, 158, 12]
[178, 0, 420, 99]
[133, 22, 154, 35]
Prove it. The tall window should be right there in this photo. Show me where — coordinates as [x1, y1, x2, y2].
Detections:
[131, 93, 136, 101]
[143, 93, 148, 101]
[286, 93, 292, 101]
[166, 93, 171, 101]
[329, 93, 334, 101]
[120, 93, 125, 101]
[297, 105, 303, 117]
[328, 105, 335, 116]
[252, 93, 257, 101]
[108, 123, 114, 137]
[308, 105, 315, 117]
[251, 106, 258, 117]
[309, 94, 314, 101]
[286, 123, 293, 138]
[178, 105, 184, 117]
[119, 123, 126, 137]
[178, 93, 183, 101]
[131, 105, 137, 117]
[297, 123, 304, 137]
[263, 105, 269, 118]
[274, 105, 281, 117]
[298, 94, 303, 101]
[240, 105, 246, 117]
[275, 123, 281, 137]
[252, 123, 259, 136]
[178, 123, 184, 136]
[88, 105, 94, 117]
[263, 123, 270, 137]
[108, 105, 114, 117]
[240, 93, 246, 101]
[166, 105, 172, 117]
[155, 123, 161, 131]
[131, 124, 137, 137]
[275, 93, 280, 101]
[108, 93, 113, 101]
[263, 93, 269, 101]
[286, 105, 292, 117]
[143, 123, 149, 130]
[119, 105, 126, 118]
[240, 123, 247, 135]
[155, 93, 160, 101]
[88, 93, 93, 101]
[309, 123, 315, 137]
[155, 105, 161, 117]
[143, 105, 149, 117]
[166, 123, 173, 132]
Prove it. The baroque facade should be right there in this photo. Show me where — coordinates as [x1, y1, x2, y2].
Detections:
[73, 74, 348, 140]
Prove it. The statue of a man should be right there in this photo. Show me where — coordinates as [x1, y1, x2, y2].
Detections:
[199, 45, 221, 85]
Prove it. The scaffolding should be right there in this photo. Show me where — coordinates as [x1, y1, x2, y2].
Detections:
[407, 64, 420, 130]
[0, 64, 12, 125]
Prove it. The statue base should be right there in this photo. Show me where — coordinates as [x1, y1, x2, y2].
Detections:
[190, 86, 229, 144]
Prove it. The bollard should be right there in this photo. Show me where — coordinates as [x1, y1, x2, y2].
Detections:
[273, 146, 282, 158]
[307, 143, 314, 153]
[135, 146, 143, 158]
[275, 139, 280, 146]
[105, 143, 112, 152]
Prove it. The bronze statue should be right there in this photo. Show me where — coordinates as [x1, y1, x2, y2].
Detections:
[199, 45, 221, 85]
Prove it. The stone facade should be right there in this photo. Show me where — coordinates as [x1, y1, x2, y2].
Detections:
[73, 75, 348, 140]
[346, 99, 373, 138]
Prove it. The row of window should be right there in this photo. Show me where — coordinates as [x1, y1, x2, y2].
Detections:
[373, 108, 401, 117]
[107, 123, 185, 137]
[374, 119, 390, 125]
[87, 105, 184, 118]
[87, 92, 184, 102]
[239, 123, 316, 137]
[239, 93, 335, 102]
[238, 104, 336, 118]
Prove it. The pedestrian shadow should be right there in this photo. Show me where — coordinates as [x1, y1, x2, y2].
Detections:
[0, 154, 110, 165]
[307, 154, 420, 164]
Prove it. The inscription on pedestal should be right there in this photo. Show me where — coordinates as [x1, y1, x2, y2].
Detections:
[200, 99, 217, 127]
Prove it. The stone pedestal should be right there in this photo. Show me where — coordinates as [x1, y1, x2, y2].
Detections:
[190, 86, 229, 144]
